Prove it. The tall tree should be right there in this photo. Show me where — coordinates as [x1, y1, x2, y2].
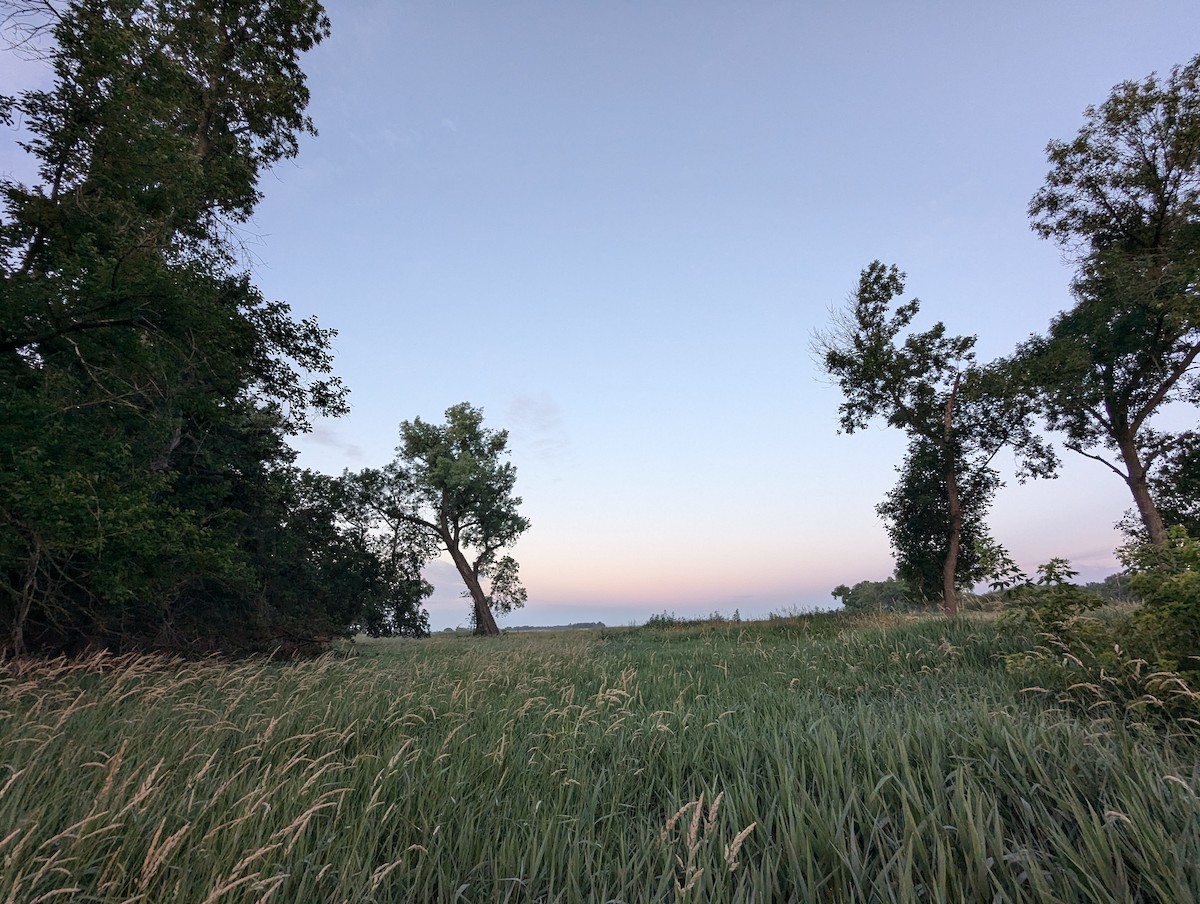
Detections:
[0, 0, 349, 654]
[819, 262, 1055, 615]
[1023, 54, 1200, 545]
[365, 403, 530, 636]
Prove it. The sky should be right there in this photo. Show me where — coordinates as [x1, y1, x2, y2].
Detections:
[4, 2, 1199, 630]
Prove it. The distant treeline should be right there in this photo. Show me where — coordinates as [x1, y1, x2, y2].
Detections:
[439, 622, 605, 634]
[832, 573, 1137, 613]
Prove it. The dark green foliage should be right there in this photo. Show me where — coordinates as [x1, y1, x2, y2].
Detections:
[819, 264, 1054, 611]
[267, 471, 431, 642]
[1002, 556, 1200, 728]
[819, 263, 975, 440]
[1005, 54, 1200, 705]
[876, 437, 1002, 600]
[504, 622, 606, 632]
[1029, 54, 1200, 257]
[0, 0, 406, 654]
[359, 404, 530, 635]
[1144, 431, 1200, 538]
[329, 469, 434, 639]
[1120, 528, 1200, 674]
[643, 609, 744, 629]
[830, 577, 918, 612]
[1003, 559, 1105, 631]
[1022, 54, 1200, 544]
[1083, 572, 1139, 604]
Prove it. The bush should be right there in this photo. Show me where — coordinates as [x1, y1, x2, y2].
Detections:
[643, 610, 742, 629]
[830, 578, 926, 612]
[1120, 528, 1200, 675]
[1001, 555, 1200, 731]
[1001, 558, 1104, 630]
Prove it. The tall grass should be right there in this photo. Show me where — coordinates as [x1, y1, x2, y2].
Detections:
[1, 614, 1197, 902]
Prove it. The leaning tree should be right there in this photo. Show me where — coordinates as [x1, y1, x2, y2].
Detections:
[1023, 54, 1200, 544]
[361, 403, 530, 636]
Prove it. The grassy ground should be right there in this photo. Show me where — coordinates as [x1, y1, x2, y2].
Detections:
[1, 613, 1197, 903]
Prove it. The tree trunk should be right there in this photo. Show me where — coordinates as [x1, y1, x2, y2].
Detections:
[941, 374, 962, 617]
[445, 541, 500, 636]
[472, 595, 500, 636]
[942, 460, 961, 617]
[1117, 434, 1167, 544]
[8, 542, 45, 658]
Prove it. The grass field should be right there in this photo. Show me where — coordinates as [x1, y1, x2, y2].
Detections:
[1, 613, 1198, 903]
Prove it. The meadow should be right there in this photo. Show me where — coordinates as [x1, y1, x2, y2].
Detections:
[1, 613, 1197, 903]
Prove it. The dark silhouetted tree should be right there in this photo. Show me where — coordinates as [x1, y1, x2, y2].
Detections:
[0, 0, 358, 654]
[876, 436, 1002, 601]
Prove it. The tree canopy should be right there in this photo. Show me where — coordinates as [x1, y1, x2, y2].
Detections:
[831, 577, 918, 613]
[876, 436, 1002, 601]
[0, 0, 424, 655]
[1022, 54, 1200, 544]
[359, 403, 530, 636]
[819, 263, 1054, 614]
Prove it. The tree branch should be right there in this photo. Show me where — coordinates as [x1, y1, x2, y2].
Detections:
[1067, 444, 1128, 478]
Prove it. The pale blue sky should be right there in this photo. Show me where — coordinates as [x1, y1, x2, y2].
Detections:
[5, 2, 1198, 629]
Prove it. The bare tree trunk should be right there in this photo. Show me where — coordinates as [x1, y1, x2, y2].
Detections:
[941, 374, 962, 617]
[1117, 435, 1167, 544]
[445, 542, 500, 636]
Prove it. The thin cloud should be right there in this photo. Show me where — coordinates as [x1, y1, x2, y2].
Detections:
[304, 423, 368, 463]
[505, 394, 572, 462]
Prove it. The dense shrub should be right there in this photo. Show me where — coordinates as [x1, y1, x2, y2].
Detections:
[1121, 528, 1200, 675]
[831, 577, 927, 612]
[1002, 555, 1200, 730]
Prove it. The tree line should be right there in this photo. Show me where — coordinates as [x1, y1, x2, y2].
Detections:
[3, 1, 1196, 655]
[820, 55, 1200, 616]
[0, 1, 527, 655]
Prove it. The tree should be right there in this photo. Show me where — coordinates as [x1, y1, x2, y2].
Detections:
[831, 577, 917, 612]
[876, 436, 1001, 601]
[364, 403, 530, 636]
[1145, 430, 1200, 538]
[818, 262, 1055, 615]
[0, 0, 351, 654]
[1023, 54, 1200, 544]
[1119, 528, 1200, 673]
[336, 468, 435, 638]
[236, 468, 431, 648]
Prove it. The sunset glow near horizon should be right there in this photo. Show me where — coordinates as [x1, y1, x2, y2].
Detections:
[271, 2, 1195, 631]
[6, 2, 1194, 631]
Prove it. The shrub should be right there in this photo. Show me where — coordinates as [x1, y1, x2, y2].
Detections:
[1001, 555, 1200, 731]
[1120, 528, 1200, 675]
[830, 577, 925, 612]
[1001, 558, 1104, 631]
